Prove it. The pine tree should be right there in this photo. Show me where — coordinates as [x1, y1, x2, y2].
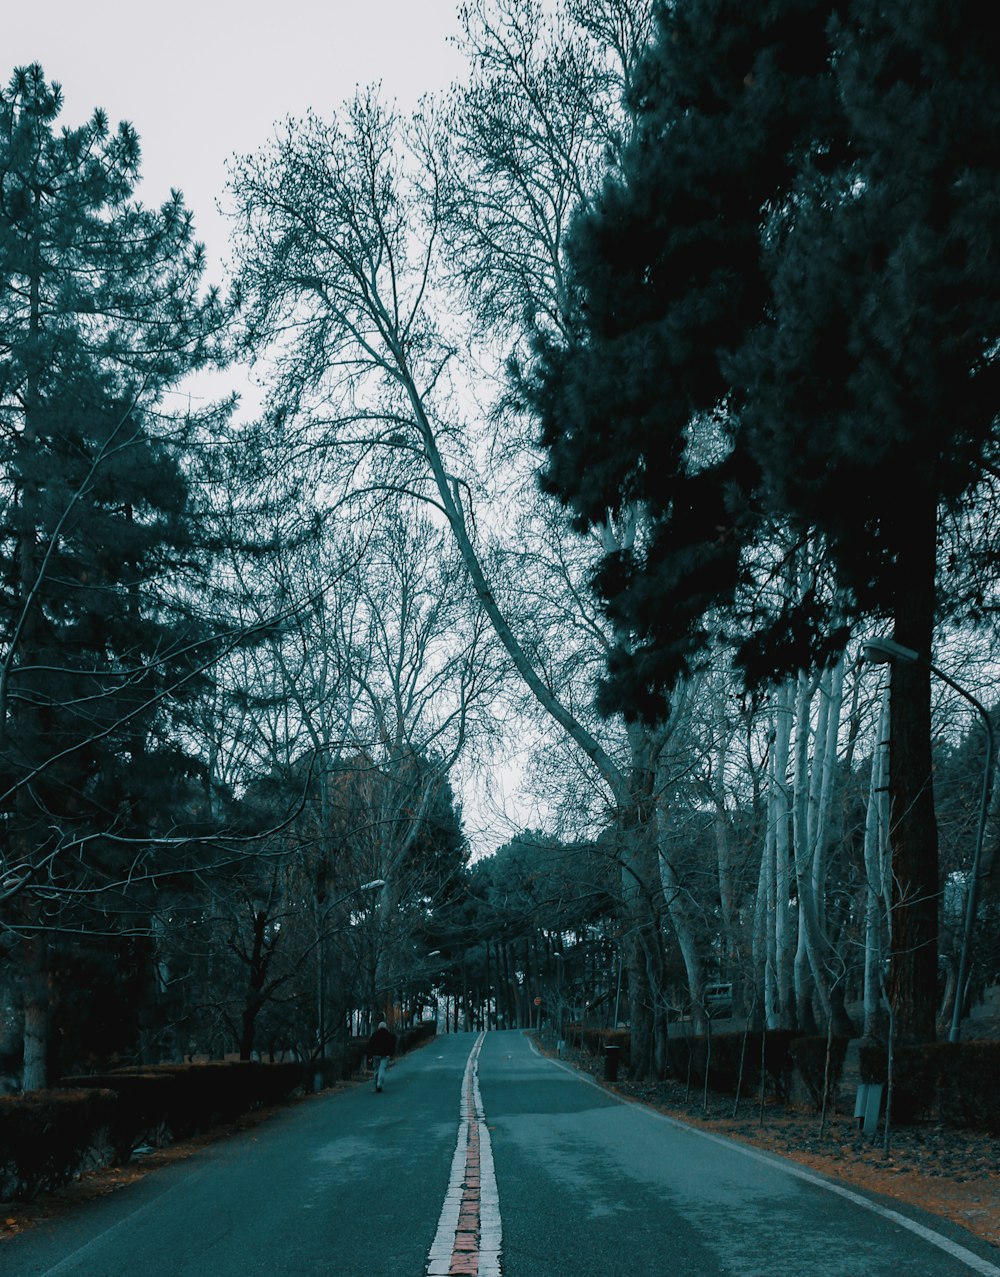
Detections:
[527, 0, 839, 720]
[531, 2, 1000, 1040]
[735, 0, 1000, 1041]
[0, 66, 224, 1085]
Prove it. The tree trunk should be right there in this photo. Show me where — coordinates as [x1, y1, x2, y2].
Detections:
[887, 497, 939, 1043]
[21, 937, 49, 1091]
[864, 688, 891, 1038]
[791, 670, 824, 1033]
[753, 822, 775, 1029]
[771, 685, 795, 1027]
[657, 849, 705, 1029]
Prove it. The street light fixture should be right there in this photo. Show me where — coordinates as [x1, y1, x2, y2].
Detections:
[862, 638, 995, 1041]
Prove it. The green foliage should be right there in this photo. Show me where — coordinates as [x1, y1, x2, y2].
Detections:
[526, 0, 1000, 1049]
[0, 64, 223, 844]
[467, 831, 615, 940]
[46, 936, 154, 1080]
[737, 0, 1000, 673]
[0, 63, 235, 1085]
[526, 0, 840, 717]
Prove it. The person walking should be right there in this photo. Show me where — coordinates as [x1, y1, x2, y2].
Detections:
[366, 1020, 396, 1092]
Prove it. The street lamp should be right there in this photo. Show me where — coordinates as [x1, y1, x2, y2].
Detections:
[862, 638, 995, 1041]
[316, 878, 385, 1085]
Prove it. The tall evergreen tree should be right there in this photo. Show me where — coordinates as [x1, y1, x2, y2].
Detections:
[526, 0, 839, 720]
[735, 0, 1000, 1041]
[0, 66, 225, 1085]
[530, 2, 1000, 1040]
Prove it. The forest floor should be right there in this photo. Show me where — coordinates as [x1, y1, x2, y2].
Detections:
[533, 1032, 1000, 1253]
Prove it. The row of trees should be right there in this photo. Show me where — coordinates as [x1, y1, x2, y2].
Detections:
[3, 0, 1000, 1088]
[221, 0, 1000, 1071]
[0, 69, 478, 1088]
[526, 0, 1000, 1054]
[0, 67, 228, 1088]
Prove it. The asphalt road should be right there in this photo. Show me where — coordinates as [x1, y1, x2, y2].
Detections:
[3, 1029, 999, 1277]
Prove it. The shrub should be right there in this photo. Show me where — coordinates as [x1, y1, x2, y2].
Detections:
[857, 1042, 937, 1123]
[857, 1039, 1000, 1132]
[934, 1041, 1000, 1135]
[3, 1063, 307, 1202]
[58, 1061, 305, 1143]
[788, 1036, 850, 1110]
[665, 1028, 800, 1099]
[126, 1062, 303, 1136]
[57, 1071, 175, 1159]
[398, 1022, 437, 1053]
[570, 1026, 631, 1064]
[0, 1088, 117, 1200]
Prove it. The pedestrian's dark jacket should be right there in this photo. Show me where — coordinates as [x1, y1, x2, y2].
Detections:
[367, 1026, 396, 1057]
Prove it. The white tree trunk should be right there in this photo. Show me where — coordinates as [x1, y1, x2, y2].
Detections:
[657, 844, 707, 1026]
[770, 683, 795, 1027]
[791, 672, 815, 1021]
[809, 659, 845, 938]
[753, 819, 777, 1027]
[863, 687, 891, 1037]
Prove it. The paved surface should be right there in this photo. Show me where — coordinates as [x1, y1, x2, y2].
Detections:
[3, 1029, 1000, 1276]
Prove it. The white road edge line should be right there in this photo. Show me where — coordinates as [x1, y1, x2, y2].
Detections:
[528, 1035, 1000, 1277]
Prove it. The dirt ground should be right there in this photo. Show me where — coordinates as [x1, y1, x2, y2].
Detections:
[3, 1042, 999, 1254]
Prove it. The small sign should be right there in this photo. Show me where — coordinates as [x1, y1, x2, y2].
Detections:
[854, 1083, 883, 1135]
[533, 996, 542, 1006]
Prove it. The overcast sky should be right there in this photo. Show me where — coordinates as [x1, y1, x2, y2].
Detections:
[5, 1, 466, 283]
[5, 2, 534, 854]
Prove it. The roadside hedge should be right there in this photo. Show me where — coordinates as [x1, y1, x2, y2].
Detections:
[57, 1061, 305, 1143]
[859, 1039, 1000, 1133]
[665, 1028, 801, 1099]
[2, 1030, 439, 1203]
[788, 1035, 850, 1109]
[569, 1026, 632, 1066]
[399, 1021, 437, 1052]
[0, 1088, 118, 1200]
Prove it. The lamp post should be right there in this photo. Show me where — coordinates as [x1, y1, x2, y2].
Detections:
[316, 878, 385, 1086]
[862, 638, 994, 1041]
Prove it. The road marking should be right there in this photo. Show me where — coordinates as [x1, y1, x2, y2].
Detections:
[426, 1032, 501, 1277]
[529, 1038, 1000, 1277]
